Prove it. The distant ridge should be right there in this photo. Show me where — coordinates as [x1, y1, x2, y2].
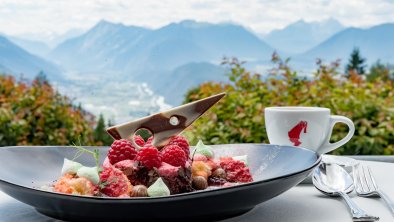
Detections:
[50, 20, 274, 74]
[296, 23, 394, 66]
[7, 36, 50, 58]
[0, 35, 62, 80]
[263, 18, 344, 54]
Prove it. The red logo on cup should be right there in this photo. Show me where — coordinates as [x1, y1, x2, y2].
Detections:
[288, 121, 308, 146]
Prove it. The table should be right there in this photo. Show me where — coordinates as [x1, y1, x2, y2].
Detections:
[0, 160, 393, 222]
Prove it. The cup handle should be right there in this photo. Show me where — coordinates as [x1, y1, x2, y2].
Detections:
[318, 115, 355, 154]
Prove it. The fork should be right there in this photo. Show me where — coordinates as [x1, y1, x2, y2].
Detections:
[354, 163, 394, 215]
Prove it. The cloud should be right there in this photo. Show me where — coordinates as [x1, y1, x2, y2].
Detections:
[1, 0, 394, 39]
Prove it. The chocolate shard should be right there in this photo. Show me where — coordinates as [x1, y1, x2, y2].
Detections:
[106, 93, 226, 148]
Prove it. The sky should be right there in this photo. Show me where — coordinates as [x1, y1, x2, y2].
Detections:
[1, 0, 394, 40]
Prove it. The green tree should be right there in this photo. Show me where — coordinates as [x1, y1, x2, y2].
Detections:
[346, 48, 367, 75]
[184, 55, 394, 155]
[0, 74, 95, 146]
[367, 60, 394, 81]
[93, 114, 113, 146]
[34, 71, 49, 86]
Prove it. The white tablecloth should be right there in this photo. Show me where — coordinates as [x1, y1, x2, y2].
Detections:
[0, 161, 393, 222]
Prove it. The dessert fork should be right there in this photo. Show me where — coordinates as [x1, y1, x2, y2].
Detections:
[354, 164, 394, 215]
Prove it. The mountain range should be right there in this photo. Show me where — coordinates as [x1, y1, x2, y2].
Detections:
[7, 36, 51, 58]
[0, 36, 61, 80]
[263, 18, 344, 54]
[1, 19, 394, 107]
[297, 23, 394, 66]
[50, 20, 274, 75]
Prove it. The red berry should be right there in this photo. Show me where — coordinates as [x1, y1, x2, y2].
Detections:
[219, 157, 253, 183]
[108, 139, 138, 164]
[133, 135, 145, 147]
[99, 167, 132, 197]
[161, 145, 187, 167]
[145, 136, 153, 146]
[137, 146, 162, 169]
[168, 135, 190, 158]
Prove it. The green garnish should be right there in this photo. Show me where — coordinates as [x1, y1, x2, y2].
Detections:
[71, 138, 100, 172]
[98, 178, 118, 189]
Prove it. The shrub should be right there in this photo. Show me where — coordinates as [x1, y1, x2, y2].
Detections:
[183, 55, 394, 155]
[0, 75, 95, 146]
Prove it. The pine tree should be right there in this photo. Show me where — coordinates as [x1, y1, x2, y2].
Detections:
[346, 48, 367, 75]
[34, 71, 50, 86]
[94, 114, 113, 145]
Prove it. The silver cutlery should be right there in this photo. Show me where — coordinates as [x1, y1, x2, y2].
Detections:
[313, 163, 379, 221]
[354, 164, 394, 215]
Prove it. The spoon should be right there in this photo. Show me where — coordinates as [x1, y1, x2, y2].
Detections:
[313, 163, 379, 221]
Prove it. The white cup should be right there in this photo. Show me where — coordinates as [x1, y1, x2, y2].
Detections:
[264, 107, 355, 154]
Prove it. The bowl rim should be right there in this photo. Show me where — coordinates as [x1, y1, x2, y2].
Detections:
[0, 144, 321, 202]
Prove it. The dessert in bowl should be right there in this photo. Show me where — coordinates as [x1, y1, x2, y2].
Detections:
[0, 94, 321, 221]
[51, 136, 254, 198]
[0, 143, 320, 221]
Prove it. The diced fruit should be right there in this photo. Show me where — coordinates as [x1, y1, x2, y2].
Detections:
[192, 161, 212, 180]
[108, 139, 138, 164]
[136, 146, 162, 169]
[219, 157, 253, 183]
[161, 145, 187, 167]
[99, 167, 132, 197]
[54, 173, 97, 196]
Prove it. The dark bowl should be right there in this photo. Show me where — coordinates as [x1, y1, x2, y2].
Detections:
[0, 144, 320, 221]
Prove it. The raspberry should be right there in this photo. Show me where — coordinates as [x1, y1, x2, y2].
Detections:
[108, 139, 138, 164]
[145, 136, 153, 146]
[168, 136, 190, 157]
[161, 145, 187, 167]
[136, 146, 162, 169]
[220, 157, 253, 183]
[133, 135, 145, 147]
[99, 167, 132, 197]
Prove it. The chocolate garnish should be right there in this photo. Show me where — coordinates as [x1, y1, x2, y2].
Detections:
[106, 127, 122, 140]
[106, 93, 226, 148]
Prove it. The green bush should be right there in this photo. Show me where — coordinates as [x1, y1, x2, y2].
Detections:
[183, 55, 394, 155]
[0, 75, 96, 146]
